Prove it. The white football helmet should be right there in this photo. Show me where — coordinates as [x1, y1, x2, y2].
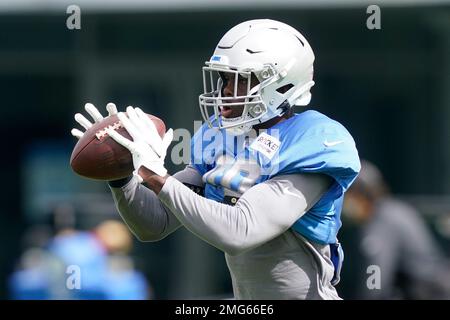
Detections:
[199, 19, 315, 135]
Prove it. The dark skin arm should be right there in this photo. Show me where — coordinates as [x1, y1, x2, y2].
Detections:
[139, 167, 168, 194]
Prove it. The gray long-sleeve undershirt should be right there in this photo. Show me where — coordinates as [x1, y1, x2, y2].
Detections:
[109, 165, 201, 242]
[110, 165, 330, 255]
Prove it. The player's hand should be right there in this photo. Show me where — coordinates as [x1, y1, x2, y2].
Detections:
[106, 106, 173, 181]
[71, 102, 118, 139]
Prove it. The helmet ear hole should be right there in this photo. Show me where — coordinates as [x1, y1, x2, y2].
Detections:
[276, 83, 294, 94]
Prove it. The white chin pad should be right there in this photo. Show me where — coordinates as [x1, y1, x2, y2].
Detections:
[221, 115, 243, 125]
[220, 114, 253, 136]
[294, 92, 312, 106]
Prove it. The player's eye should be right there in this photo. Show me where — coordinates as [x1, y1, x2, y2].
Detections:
[238, 77, 247, 84]
[219, 72, 229, 82]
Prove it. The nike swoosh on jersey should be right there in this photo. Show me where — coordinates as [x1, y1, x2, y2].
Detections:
[323, 140, 344, 147]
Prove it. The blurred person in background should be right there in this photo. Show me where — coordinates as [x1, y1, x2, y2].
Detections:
[95, 220, 151, 300]
[9, 204, 150, 300]
[343, 160, 450, 299]
[8, 225, 60, 299]
[8, 204, 76, 299]
[47, 217, 150, 299]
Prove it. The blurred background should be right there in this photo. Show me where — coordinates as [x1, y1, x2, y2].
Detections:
[1, 0, 450, 299]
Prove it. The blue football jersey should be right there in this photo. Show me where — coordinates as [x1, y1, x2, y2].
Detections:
[190, 110, 360, 244]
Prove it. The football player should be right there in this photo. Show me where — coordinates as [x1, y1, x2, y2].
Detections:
[72, 19, 360, 299]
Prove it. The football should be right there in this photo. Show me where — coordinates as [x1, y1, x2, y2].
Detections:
[70, 113, 166, 181]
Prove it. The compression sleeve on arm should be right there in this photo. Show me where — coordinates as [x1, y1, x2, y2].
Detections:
[109, 165, 204, 241]
[158, 173, 332, 256]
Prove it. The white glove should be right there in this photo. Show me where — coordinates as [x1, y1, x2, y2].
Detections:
[71, 102, 118, 139]
[106, 106, 173, 182]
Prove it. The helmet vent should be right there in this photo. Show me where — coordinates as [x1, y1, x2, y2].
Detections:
[296, 36, 305, 47]
[276, 83, 294, 94]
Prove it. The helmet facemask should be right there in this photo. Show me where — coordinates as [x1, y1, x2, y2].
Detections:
[199, 63, 279, 136]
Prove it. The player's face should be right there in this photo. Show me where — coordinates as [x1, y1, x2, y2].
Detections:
[220, 72, 259, 118]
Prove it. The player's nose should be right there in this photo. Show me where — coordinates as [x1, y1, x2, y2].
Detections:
[223, 81, 235, 97]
